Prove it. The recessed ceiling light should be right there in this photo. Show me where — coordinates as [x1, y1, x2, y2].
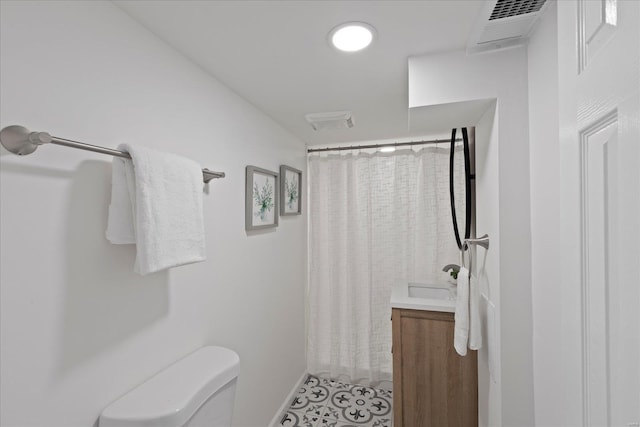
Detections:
[329, 22, 375, 52]
[379, 146, 396, 153]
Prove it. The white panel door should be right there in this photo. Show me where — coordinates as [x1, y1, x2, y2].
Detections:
[558, 1, 640, 426]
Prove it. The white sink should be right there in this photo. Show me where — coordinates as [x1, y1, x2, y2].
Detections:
[390, 282, 455, 313]
[408, 283, 450, 299]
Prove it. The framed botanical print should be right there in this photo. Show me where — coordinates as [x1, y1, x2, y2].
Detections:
[280, 165, 302, 216]
[246, 166, 279, 230]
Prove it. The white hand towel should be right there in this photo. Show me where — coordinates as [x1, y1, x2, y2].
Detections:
[106, 144, 206, 275]
[105, 156, 136, 244]
[454, 266, 470, 356]
[468, 273, 483, 350]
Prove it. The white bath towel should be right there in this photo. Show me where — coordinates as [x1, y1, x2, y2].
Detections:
[468, 273, 483, 350]
[454, 266, 470, 356]
[106, 144, 206, 275]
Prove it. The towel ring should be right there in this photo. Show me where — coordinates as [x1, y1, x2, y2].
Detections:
[461, 234, 490, 272]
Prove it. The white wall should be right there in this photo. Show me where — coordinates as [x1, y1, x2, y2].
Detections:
[474, 101, 502, 427]
[0, 2, 306, 426]
[526, 3, 563, 425]
[409, 47, 535, 426]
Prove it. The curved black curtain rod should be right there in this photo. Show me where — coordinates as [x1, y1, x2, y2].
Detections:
[449, 127, 472, 251]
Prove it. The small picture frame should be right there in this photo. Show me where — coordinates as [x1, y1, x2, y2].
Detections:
[280, 165, 302, 216]
[246, 166, 279, 230]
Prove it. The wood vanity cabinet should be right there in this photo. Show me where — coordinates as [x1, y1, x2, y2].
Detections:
[392, 308, 478, 427]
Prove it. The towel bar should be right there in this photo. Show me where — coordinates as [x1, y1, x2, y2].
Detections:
[0, 125, 225, 183]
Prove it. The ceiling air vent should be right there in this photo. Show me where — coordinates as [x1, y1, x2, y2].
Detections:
[305, 111, 354, 131]
[466, 0, 549, 54]
[489, 0, 547, 20]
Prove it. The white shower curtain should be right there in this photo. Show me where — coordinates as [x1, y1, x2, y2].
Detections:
[307, 146, 464, 382]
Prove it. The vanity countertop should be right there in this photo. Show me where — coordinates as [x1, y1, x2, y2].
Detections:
[390, 281, 456, 313]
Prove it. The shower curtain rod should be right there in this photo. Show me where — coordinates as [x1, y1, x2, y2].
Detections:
[0, 125, 225, 183]
[307, 138, 462, 153]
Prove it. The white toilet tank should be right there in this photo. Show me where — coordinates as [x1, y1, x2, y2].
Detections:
[99, 346, 240, 427]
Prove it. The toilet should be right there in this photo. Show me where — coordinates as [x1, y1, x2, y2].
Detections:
[99, 346, 240, 427]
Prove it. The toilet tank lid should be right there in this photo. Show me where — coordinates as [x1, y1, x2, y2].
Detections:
[99, 346, 240, 427]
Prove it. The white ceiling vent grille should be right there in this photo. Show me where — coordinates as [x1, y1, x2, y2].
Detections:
[489, 0, 547, 20]
[305, 111, 354, 131]
[466, 0, 549, 54]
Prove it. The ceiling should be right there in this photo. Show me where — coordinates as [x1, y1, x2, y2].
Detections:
[114, 1, 487, 146]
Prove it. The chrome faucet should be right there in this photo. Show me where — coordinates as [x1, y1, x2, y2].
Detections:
[442, 264, 460, 279]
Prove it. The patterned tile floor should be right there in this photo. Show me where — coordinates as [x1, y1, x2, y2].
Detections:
[278, 375, 392, 427]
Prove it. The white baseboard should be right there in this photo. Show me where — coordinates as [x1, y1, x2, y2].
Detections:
[268, 371, 307, 427]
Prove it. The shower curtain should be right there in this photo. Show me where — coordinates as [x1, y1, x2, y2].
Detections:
[307, 146, 464, 382]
